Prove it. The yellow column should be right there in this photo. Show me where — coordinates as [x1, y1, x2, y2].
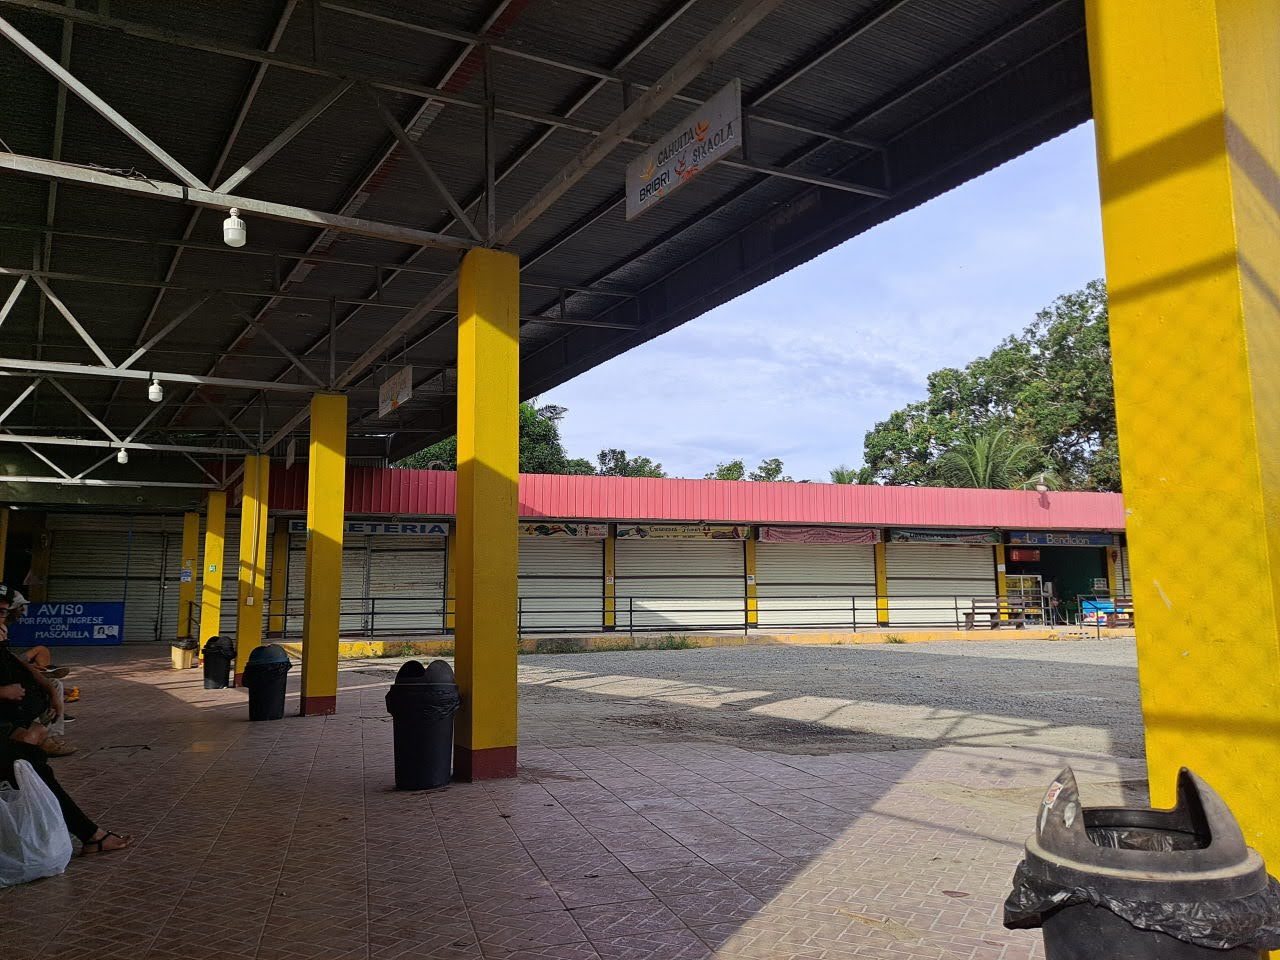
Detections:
[268, 520, 290, 636]
[994, 543, 1009, 621]
[1086, 0, 1280, 865]
[744, 534, 758, 627]
[0, 507, 8, 581]
[454, 247, 519, 781]
[1105, 547, 1119, 598]
[874, 540, 889, 627]
[199, 491, 226, 645]
[603, 525, 616, 630]
[445, 525, 457, 631]
[177, 512, 199, 639]
[299, 393, 347, 715]
[234, 455, 271, 682]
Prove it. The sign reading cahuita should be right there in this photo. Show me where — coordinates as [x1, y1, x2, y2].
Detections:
[626, 79, 742, 220]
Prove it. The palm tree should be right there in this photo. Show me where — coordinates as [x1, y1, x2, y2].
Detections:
[829, 465, 858, 484]
[932, 426, 1057, 489]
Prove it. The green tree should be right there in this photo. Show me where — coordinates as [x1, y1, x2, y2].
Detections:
[706, 459, 745, 480]
[597, 448, 666, 478]
[748, 458, 791, 482]
[932, 425, 1054, 489]
[829, 464, 875, 484]
[862, 280, 1117, 490]
[396, 401, 585, 474]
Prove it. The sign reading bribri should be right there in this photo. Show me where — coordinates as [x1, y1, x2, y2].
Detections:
[378, 365, 413, 418]
[626, 79, 742, 220]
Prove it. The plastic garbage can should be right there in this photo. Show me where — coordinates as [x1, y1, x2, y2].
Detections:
[242, 644, 291, 721]
[170, 638, 198, 670]
[385, 659, 460, 790]
[1004, 767, 1280, 958]
[202, 635, 236, 689]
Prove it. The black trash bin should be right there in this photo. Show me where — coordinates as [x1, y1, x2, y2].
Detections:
[242, 644, 292, 721]
[202, 635, 236, 689]
[385, 659, 460, 790]
[1004, 767, 1280, 958]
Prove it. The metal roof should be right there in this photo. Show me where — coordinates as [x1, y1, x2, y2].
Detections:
[0, 0, 1091, 499]
[270, 467, 1126, 530]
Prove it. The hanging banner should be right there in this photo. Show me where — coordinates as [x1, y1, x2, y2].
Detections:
[519, 522, 608, 538]
[889, 528, 1000, 544]
[617, 524, 747, 541]
[378, 365, 413, 418]
[1008, 531, 1121, 547]
[625, 79, 742, 220]
[759, 525, 880, 545]
[8, 602, 125, 646]
[285, 436, 297, 470]
[288, 519, 449, 536]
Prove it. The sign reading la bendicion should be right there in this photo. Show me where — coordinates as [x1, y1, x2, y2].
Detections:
[625, 79, 742, 220]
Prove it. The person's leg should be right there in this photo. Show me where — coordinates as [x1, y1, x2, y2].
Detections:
[3, 732, 96, 841]
[22, 646, 52, 670]
[45, 677, 64, 737]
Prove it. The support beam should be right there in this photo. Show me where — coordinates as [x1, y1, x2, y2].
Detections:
[234, 454, 270, 683]
[0, 506, 8, 581]
[2, 476, 216, 489]
[994, 543, 1009, 623]
[298, 393, 347, 716]
[1085, 0, 1280, 864]
[0, 433, 251, 456]
[178, 512, 199, 639]
[269, 520, 289, 636]
[874, 541, 889, 627]
[453, 247, 519, 781]
[0, 152, 478, 252]
[199, 492, 226, 646]
[744, 535, 758, 627]
[1106, 546, 1119, 598]
[0, 357, 317, 394]
[603, 526, 615, 630]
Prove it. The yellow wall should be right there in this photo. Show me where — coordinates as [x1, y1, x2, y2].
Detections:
[199, 491, 226, 645]
[177, 512, 199, 639]
[234, 455, 270, 678]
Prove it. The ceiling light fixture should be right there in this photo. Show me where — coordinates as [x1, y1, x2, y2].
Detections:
[148, 376, 163, 402]
[117, 447, 129, 465]
[223, 207, 246, 247]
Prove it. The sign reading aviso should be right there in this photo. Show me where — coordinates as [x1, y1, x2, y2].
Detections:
[625, 79, 742, 220]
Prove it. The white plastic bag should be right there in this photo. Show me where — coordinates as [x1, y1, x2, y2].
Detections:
[0, 759, 74, 886]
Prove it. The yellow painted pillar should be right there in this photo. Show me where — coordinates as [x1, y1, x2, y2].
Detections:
[1086, 0, 1280, 866]
[299, 393, 347, 716]
[177, 512, 199, 639]
[268, 520, 290, 636]
[874, 540, 889, 627]
[603, 525, 616, 630]
[454, 247, 519, 781]
[994, 543, 1009, 621]
[1105, 547, 1119, 598]
[744, 534, 758, 627]
[445, 525, 456, 631]
[234, 455, 271, 682]
[0, 507, 8, 581]
[199, 491, 226, 645]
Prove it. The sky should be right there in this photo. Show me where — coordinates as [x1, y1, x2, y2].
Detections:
[543, 122, 1107, 482]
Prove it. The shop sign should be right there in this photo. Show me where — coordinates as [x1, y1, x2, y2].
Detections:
[617, 524, 747, 541]
[889, 528, 1000, 544]
[9, 602, 124, 646]
[288, 519, 449, 536]
[1009, 531, 1120, 547]
[378, 364, 413, 418]
[1009, 548, 1041, 562]
[759, 525, 880, 545]
[520, 522, 608, 538]
[625, 79, 741, 220]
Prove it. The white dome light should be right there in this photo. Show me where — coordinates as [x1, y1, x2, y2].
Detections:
[223, 207, 246, 247]
[117, 448, 129, 465]
[148, 377, 163, 402]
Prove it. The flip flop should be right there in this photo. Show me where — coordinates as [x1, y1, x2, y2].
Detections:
[81, 831, 132, 856]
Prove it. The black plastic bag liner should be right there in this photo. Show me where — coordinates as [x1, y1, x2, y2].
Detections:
[1003, 767, 1280, 952]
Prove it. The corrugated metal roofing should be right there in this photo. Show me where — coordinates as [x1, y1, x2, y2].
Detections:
[269, 466, 1126, 531]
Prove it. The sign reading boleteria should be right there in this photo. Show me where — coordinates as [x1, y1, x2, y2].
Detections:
[625, 79, 742, 220]
[378, 365, 413, 418]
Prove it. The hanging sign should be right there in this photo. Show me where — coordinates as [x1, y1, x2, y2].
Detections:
[889, 528, 1000, 544]
[8, 602, 125, 646]
[519, 522, 608, 538]
[288, 519, 449, 536]
[285, 436, 297, 470]
[378, 365, 414, 418]
[625, 79, 742, 220]
[759, 526, 881, 545]
[1008, 531, 1121, 547]
[617, 524, 747, 541]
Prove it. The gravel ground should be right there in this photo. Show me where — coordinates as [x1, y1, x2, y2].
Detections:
[508, 639, 1144, 758]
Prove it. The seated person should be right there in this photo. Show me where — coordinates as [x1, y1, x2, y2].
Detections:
[0, 587, 73, 757]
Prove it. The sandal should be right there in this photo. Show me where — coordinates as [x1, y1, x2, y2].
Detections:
[81, 831, 132, 856]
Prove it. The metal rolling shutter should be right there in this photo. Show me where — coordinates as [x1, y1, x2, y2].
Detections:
[46, 515, 179, 643]
[1118, 547, 1132, 597]
[615, 539, 744, 630]
[885, 543, 997, 627]
[368, 537, 446, 635]
[285, 534, 368, 636]
[518, 539, 603, 631]
[755, 542, 877, 629]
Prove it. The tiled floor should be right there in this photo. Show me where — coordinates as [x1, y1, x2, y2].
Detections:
[1, 645, 1146, 959]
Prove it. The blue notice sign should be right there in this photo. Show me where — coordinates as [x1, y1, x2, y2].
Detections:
[8, 602, 125, 646]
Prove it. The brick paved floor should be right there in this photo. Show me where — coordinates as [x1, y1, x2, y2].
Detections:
[2, 642, 1145, 959]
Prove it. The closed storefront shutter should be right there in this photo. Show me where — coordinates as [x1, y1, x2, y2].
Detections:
[616, 539, 744, 629]
[756, 542, 876, 629]
[518, 538, 603, 631]
[368, 538, 446, 634]
[885, 543, 996, 626]
[46, 515, 181, 643]
[284, 534, 369, 636]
